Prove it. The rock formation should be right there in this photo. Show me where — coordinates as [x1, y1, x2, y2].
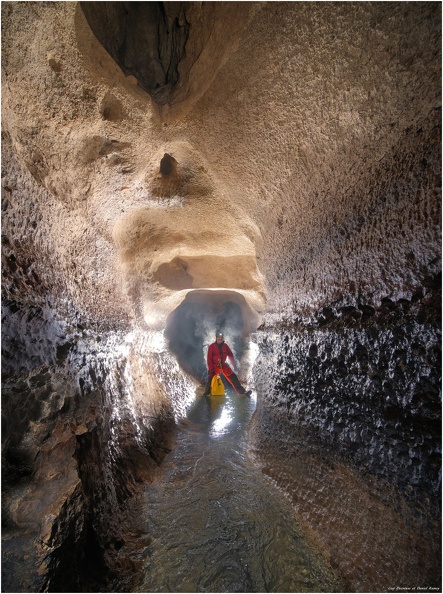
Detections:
[2, 2, 441, 591]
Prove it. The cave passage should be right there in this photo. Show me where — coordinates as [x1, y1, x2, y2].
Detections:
[165, 290, 259, 382]
[80, 2, 189, 104]
[134, 389, 343, 593]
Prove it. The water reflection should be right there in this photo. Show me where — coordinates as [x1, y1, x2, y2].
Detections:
[136, 389, 342, 593]
[208, 395, 234, 437]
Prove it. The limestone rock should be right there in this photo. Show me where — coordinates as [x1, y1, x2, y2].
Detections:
[2, 2, 440, 591]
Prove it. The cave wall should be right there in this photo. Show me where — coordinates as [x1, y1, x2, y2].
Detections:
[2, 129, 194, 589]
[256, 288, 441, 496]
[1, 296, 192, 591]
[250, 287, 441, 592]
[250, 93, 441, 523]
[2, 1, 441, 591]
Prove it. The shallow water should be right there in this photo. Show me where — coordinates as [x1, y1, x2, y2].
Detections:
[136, 391, 342, 593]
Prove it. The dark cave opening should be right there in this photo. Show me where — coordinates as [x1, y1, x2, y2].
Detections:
[80, 1, 189, 104]
[160, 153, 177, 176]
[165, 290, 259, 382]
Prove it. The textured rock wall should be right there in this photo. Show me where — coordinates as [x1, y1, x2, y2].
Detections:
[251, 110, 441, 509]
[253, 289, 441, 502]
[1, 303, 192, 591]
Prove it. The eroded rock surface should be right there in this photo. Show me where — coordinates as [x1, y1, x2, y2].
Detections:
[2, 1, 441, 591]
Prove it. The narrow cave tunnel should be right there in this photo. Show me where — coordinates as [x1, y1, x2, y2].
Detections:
[165, 290, 259, 382]
[1, 2, 441, 593]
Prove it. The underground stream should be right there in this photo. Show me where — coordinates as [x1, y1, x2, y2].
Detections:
[131, 387, 343, 593]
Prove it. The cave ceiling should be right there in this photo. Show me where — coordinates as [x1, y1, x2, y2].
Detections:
[1, 1, 440, 328]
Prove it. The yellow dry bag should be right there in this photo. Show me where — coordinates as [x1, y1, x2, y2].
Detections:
[211, 374, 225, 396]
